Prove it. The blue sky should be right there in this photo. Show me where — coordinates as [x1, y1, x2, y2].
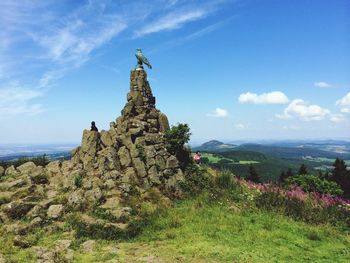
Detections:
[0, 0, 349, 144]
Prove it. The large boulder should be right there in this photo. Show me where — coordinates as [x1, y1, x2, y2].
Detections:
[17, 162, 37, 174]
[30, 167, 48, 184]
[118, 146, 131, 168]
[45, 161, 61, 177]
[158, 112, 170, 133]
[100, 130, 114, 147]
[4, 165, 19, 177]
[67, 190, 87, 211]
[47, 204, 64, 219]
[166, 155, 179, 169]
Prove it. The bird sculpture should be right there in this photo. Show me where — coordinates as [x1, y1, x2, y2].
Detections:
[135, 48, 152, 70]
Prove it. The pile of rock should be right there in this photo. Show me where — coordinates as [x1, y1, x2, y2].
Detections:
[70, 70, 183, 194]
[0, 69, 184, 259]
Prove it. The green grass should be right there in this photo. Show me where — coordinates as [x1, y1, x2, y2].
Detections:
[201, 153, 259, 165]
[76, 195, 350, 262]
[238, 160, 260, 164]
[1, 193, 349, 262]
[201, 153, 225, 163]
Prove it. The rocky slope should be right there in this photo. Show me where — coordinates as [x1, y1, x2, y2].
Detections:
[0, 69, 184, 262]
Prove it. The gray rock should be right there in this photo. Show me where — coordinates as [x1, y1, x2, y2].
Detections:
[123, 167, 136, 183]
[30, 167, 48, 184]
[84, 187, 102, 203]
[155, 156, 166, 170]
[45, 161, 61, 177]
[133, 157, 147, 177]
[16, 162, 36, 174]
[97, 146, 120, 172]
[68, 190, 87, 210]
[100, 130, 114, 147]
[118, 146, 131, 168]
[6, 178, 27, 189]
[166, 155, 179, 169]
[148, 166, 160, 185]
[54, 239, 72, 252]
[81, 240, 96, 252]
[47, 204, 64, 219]
[4, 165, 18, 176]
[33, 246, 56, 263]
[104, 179, 116, 190]
[158, 112, 170, 133]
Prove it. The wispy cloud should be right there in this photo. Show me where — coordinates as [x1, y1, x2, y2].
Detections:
[235, 123, 245, 129]
[238, 91, 289, 104]
[276, 99, 330, 121]
[336, 92, 350, 113]
[314, 81, 332, 88]
[330, 114, 345, 123]
[0, 0, 232, 117]
[33, 17, 127, 67]
[0, 86, 44, 116]
[135, 9, 206, 37]
[207, 108, 229, 118]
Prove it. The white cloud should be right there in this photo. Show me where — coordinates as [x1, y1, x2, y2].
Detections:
[276, 99, 330, 121]
[336, 92, 350, 113]
[33, 17, 127, 67]
[0, 87, 44, 116]
[282, 125, 301, 130]
[235, 123, 245, 129]
[314, 81, 332, 88]
[207, 108, 229, 118]
[135, 9, 206, 37]
[238, 91, 289, 104]
[330, 114, 345, 123]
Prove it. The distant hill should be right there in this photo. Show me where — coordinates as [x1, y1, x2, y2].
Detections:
[236, 143, 350, 159]
[193, 140, 237, 152]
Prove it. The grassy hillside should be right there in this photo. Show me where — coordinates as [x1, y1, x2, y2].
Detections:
[1, 166, 350, 262]
[1, 194, 349, 262]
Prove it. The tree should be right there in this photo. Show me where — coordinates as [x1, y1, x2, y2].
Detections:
[247, 165, 261, 183]
[286, 168, 294, 178]
[164, 123, 192, 169]
[298, 163, 308, 175]
[279, 170, 287, 184]
[331, 158, 350, 197]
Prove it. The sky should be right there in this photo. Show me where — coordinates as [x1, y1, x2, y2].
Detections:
[0, 0, 349, 145]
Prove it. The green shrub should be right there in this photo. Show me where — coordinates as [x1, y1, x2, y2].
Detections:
[215, 170, 236, 189]
[164, 123, 192, 169]
[92, 207, 117, 222]
[286, 174, 343, 196]
[0, 155, 50, 169]
[179, 164, 213, 196]
[74, 175, 83, 188]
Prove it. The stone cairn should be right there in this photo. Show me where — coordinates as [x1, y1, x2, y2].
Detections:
[69, 69, 183, 194]
[0, 69, 184, 254]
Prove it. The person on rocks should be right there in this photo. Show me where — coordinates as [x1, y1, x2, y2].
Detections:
[90, 121, 98, 132]
[193, 151, 202, 164]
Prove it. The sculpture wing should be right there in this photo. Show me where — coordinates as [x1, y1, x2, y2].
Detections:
[140, 54, 152, 69]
